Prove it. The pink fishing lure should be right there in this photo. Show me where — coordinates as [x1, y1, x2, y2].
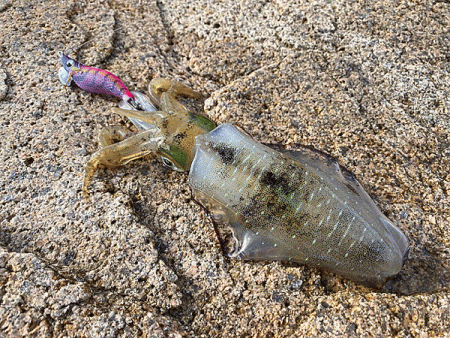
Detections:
[58, 53, 139, 109]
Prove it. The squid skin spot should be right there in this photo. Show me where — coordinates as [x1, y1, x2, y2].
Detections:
[213, 144, 236, 164]
[260, 171, 295, 195]
[346, 183, 358, 195]
[266, 199, 289, 217]
[173, 131, 187, 143]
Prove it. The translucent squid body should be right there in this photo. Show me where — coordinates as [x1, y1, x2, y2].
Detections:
[58, 58, 409, 287]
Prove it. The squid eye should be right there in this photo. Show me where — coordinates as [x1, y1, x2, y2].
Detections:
[66, 60, 74, 67]
[161, 156, 176, 170]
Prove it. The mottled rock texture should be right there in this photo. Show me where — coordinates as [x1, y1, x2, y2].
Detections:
[1, 0, 449, 337]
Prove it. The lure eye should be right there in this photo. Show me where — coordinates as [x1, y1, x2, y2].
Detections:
[66, 60, 74, 68]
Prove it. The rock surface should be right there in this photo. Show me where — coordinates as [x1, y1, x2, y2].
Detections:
[1, 0, 449, 336]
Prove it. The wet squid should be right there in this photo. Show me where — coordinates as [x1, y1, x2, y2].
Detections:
[59, 57, 409, 287]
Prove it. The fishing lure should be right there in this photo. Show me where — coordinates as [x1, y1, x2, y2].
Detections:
[58, 52, 141, 110]
[59, 70, 409, 287]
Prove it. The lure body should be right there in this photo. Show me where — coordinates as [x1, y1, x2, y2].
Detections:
[59, 54, 137, 108]
[61, 75, 409, 287]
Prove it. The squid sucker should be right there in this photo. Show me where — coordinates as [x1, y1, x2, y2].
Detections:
[59, 68, 409, 287]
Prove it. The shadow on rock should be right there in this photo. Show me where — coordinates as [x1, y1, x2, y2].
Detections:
[382, 247, 450, 295]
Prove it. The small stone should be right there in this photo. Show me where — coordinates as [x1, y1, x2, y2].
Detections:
[0, 67, 8, 100]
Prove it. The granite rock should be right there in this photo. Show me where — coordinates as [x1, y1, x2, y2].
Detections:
[1, 0, 449, 336]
